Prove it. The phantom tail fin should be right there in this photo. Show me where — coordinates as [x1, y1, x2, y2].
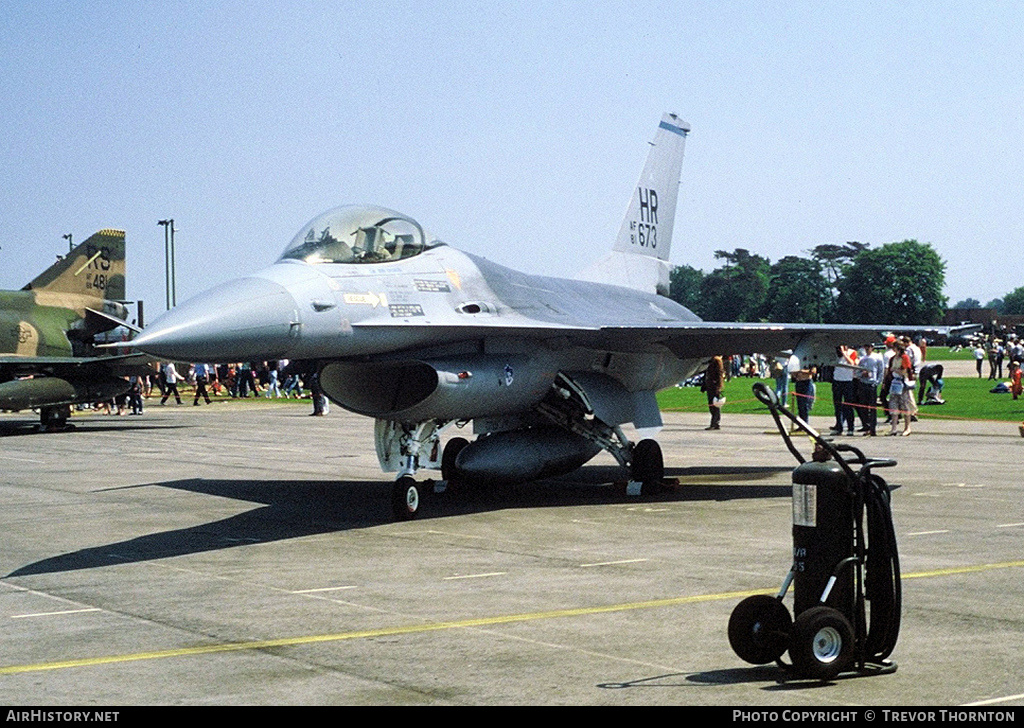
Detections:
[577, 113, 690, 295]
[23, 229, 126, 301]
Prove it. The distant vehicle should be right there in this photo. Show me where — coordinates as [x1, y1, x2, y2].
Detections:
[0, 230, 144, 429]
[134, 113, 911, 519]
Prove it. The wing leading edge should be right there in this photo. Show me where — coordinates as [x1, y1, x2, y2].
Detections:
[349, 318, 898, 365]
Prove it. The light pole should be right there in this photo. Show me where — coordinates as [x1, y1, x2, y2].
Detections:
[158, 219, 176, 309]
[63, 233, 73, 253]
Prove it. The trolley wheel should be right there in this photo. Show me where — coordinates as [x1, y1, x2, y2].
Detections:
[788, 606, 855, 680]
[630, 439, 664, 493]
[391, 477, 422, 521]
[728, 595, 792, 665]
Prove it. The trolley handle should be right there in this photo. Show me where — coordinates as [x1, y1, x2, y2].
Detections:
[752, 382, 808, 464]
[859, 458, 897, 480]
[829, 446, 898, 481]
[753, 382, 779, 409]
[753, 382, 899, 480]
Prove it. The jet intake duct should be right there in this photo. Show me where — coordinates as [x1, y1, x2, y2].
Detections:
[319, 354, 556, 421]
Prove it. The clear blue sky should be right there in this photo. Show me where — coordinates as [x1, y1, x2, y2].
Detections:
[2, 1, 1021, 320]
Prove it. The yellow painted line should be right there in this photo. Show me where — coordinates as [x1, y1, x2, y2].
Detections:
[0, 587, 771, 676]
[4, 560, 1024, 676]
[900, 559, 1024, 580]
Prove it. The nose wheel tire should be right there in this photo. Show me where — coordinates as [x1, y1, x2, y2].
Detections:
[391, 477, 421, 521]
[788, 606, 855, 681]
[728, 595, 792, 665]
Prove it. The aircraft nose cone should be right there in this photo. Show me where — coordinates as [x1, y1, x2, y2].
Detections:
[133, 276, 299, 362]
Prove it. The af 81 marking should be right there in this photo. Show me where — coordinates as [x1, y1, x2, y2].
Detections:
[632, 187, 658, 249]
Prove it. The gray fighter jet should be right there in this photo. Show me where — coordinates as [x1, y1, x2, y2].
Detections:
[133, 113, 894, 519]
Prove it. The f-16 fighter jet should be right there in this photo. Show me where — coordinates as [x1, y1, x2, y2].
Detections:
[134, 114, 895, 519]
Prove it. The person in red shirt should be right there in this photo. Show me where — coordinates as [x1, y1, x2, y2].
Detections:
[1009, 361, 1022, 400]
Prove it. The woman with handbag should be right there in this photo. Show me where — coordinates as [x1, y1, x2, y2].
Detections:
[887, 342, 915, 436]
[702, 355, 725, 430]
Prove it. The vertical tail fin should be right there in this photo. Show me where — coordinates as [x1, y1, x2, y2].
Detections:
[577, 113, 690, 295]
[23, 229, 126, 301]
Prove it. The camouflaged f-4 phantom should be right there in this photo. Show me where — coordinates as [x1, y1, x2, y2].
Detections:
[0, 229, 145, 429]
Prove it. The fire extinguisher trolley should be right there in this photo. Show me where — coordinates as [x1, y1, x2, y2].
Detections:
[727, 382, 902, 681]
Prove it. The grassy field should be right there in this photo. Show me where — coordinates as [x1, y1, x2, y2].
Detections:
[920, 346, 976, 361]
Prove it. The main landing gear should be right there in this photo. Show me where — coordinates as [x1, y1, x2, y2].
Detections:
[378, 388, 669, 521]
[38, 405, 74, 432]
[629, 438, 664, 495]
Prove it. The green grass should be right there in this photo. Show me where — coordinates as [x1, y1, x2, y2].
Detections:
[921, 346, 975, 361]
[657, 374, 1024, 423]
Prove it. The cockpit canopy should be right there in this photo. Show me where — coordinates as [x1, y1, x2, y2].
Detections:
[279, 205, 442, 265]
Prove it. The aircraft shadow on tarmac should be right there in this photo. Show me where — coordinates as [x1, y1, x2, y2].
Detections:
[6, 464, 793, 577]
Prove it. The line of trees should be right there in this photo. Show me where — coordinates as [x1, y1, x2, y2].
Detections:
[951, 286, 1024, 315]
[668, 239, 950, 325]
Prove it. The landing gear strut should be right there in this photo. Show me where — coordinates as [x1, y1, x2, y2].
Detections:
[376, 419, 446, 521]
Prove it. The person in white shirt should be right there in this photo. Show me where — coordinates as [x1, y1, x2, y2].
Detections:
[788, 353, 816, 424]
[830, 346, 857, 436]
[192, 362, 213, 405]
[160, 362, 183, 405]
[902, 336, 921, 419]
[855, 343, 885, 436]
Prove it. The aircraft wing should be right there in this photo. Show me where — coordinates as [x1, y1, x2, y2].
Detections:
[592, 321, 895, 360]
[349, 319, 898, 364]
[0, 352, 151, 380]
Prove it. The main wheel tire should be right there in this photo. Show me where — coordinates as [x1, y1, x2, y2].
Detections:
[728, 595, 792, 665]
[788, 606, 855, 680]
[391, 477, 421, 521]
[630, 439, 664, 493]
[441, 437, 469, 484]
[40, 405, 71, 431]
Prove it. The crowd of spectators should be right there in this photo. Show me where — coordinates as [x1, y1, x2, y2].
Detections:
[91, 360, 326, 417]
[703, 334, 968, 435]
[969, 335, 1024, 380]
